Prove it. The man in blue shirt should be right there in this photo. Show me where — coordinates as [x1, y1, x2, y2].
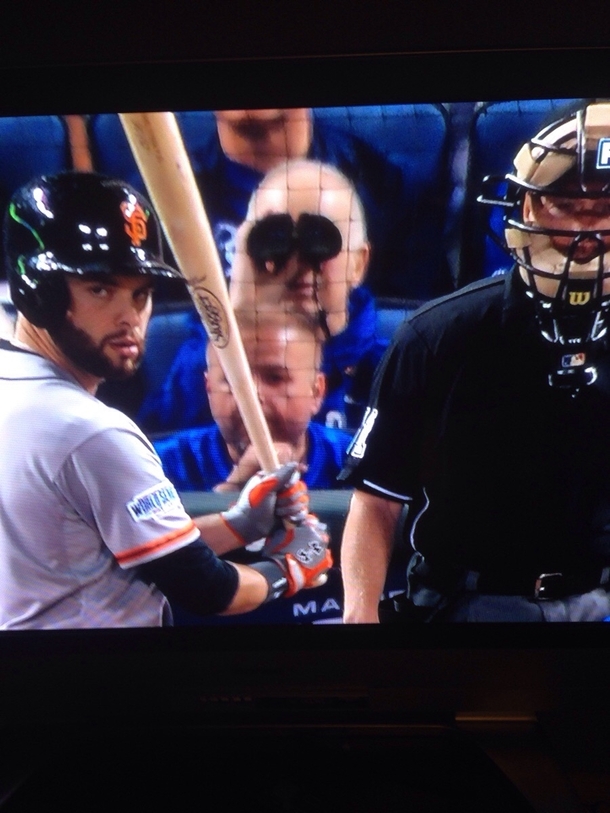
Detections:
[153, 309, 350, 625]
[154, 310, 352, 492]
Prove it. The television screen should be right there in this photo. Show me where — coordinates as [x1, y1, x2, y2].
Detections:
[1, 50, 610, 731]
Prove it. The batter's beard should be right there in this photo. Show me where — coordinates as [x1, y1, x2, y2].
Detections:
[51, 319, 144, 381]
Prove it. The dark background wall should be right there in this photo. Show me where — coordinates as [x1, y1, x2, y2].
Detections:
[1, 0, 608, 68]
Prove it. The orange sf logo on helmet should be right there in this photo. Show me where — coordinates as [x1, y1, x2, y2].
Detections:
[120, 200, 148, 246]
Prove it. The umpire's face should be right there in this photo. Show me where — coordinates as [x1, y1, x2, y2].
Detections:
[55, 274, 153, 382]
[521, 188, 610, 298]
[229, 162, 369, 337]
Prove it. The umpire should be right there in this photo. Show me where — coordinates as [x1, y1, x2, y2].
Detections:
[340, 100, 610, 623]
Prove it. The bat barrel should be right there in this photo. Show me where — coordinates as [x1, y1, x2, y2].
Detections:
[119, 112, 279, 473]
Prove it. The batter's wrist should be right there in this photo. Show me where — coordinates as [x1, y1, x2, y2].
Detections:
[250, 559, 288, 603]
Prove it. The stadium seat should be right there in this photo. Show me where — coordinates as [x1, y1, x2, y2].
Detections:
[140, 302, 196, 396]
[459, 99, 582, 284]
[312, 105, 452, 300]
[374, 296, 416, 343]
[89, 111, 218, 191]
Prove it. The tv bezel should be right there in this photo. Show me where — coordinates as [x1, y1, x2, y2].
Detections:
[1, 47, 610, 729]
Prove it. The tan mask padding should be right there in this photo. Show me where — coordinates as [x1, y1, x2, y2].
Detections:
[513, 104, 610, 188]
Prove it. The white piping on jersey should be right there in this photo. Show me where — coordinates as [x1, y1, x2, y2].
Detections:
[362, 480, 413, 502]
[409, 487, 430, 552]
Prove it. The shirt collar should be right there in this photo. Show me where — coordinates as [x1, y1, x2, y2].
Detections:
[501, 266, 536, 331]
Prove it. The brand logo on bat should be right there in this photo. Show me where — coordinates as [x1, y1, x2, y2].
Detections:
[191, 285, 230, 349]
[120, 201, 148, 247]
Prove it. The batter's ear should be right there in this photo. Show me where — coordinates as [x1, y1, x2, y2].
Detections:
[349, 242, 370, 288]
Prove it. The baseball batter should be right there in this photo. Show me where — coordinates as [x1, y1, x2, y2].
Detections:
[340, 100, 610, 623]
[0, 172, 331, 629]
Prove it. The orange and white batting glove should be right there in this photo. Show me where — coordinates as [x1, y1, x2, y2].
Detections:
[221, 462, 309, 546]
[261, 514, 333, 597]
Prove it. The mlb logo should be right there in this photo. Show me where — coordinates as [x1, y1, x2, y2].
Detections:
[562, 353, 586, 368]
[597, 139, 610, 169]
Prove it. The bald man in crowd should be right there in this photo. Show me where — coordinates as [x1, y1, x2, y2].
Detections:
[142, 160, 389, 436]
[230, 159, 369, 336]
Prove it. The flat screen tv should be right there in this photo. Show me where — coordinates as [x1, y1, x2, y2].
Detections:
[1, 48, 610, 751]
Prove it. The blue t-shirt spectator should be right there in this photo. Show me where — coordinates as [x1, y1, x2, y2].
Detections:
[154, 421, 353, 492]
[139, 287, 389, 434]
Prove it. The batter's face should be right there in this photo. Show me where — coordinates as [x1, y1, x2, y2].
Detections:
[206, 323, 325, 455]
[230, 169, 369, 336]
[55, 275, 153, 380]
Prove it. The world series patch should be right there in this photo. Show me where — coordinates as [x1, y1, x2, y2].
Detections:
[126, 480, 181, 522]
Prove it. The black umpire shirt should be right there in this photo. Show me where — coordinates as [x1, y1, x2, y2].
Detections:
[339, 268, 610, 582]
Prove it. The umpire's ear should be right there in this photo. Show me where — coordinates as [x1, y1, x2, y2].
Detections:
[349, 242, 370, 289]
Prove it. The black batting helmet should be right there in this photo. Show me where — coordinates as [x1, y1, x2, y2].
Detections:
[5, 171, 179, 329]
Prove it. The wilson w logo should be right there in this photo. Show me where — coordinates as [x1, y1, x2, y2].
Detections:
[568, 291, 591, 306]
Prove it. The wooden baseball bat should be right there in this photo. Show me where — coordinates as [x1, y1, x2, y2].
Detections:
[119, 112, 279, 474]
[121, 112, 328, 589]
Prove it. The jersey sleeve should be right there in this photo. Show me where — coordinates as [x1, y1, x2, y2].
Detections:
[55, 424, 201, 568]
[338, 320, 430, 502]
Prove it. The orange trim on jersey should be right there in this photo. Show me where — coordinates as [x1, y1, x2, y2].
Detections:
[116, 520, 198, 566]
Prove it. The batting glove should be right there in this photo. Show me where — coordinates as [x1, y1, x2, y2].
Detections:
[221, 462, 309, 546]
[261, 514, 333, 597]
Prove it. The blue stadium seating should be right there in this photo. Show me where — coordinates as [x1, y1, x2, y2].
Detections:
[313, 105, 448, 211]
[0, 115, 70, 195]
[90, 111, 217, 190]
[141, 302, 198, 396]
[90, 106, 452, 300]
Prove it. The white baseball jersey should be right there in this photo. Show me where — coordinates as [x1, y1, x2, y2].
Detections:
[0, 341, 200, 629]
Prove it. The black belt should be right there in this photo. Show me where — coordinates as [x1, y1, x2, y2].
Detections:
[471, 569, 610, 600]
[414, 558, 610, 600]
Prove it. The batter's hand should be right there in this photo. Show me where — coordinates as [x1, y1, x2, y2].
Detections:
[262, 514, 333, 596]
[221, 462, 309, 546]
